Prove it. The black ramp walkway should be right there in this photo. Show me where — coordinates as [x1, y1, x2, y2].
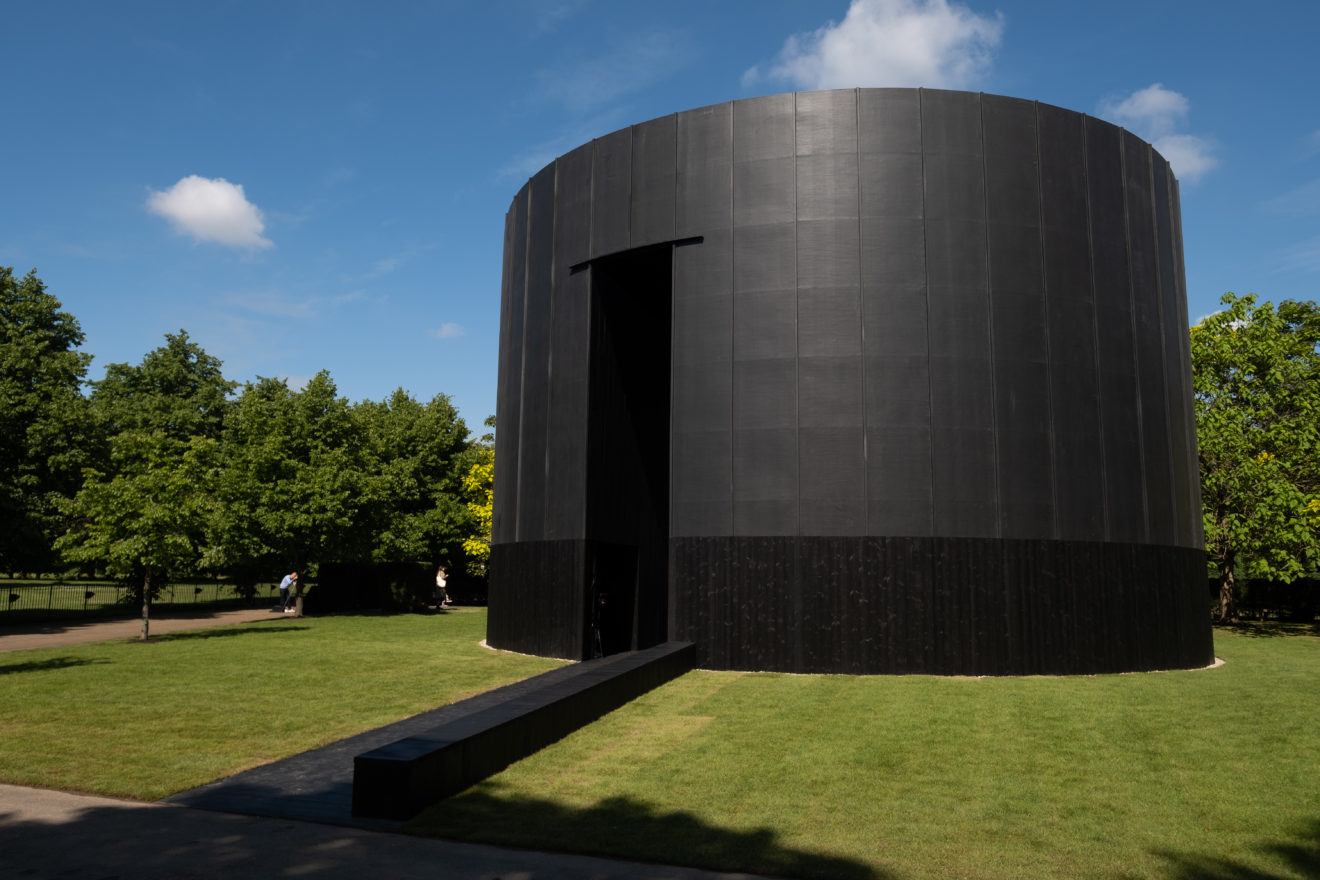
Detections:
[167, 641, 694, 828]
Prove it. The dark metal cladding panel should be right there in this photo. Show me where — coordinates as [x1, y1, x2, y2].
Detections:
[1152, 158, 1195, 547]
[733, 222, 796, 293]
[676, 102, 733, 237]
[982, 99, 1055, 540]
[631, 114, 676, 248]
[671, 295, 733, 433]
[671, 429, 732, 538]
[671, 233, 733, 539]
[555, 144, 594, 270]
[1039, 102, 1105, 542]
[925, 98, 996, 537]
[674, 225, 733, 300]
[734, 289, 796, 361]
[733, 94, 796, 229]
[860, 154, 924, 220]
[798, 218, 860, 289]
[1124, 132, 1176, 546]
[799, 286, 862, 358]
[920, 89, 982, 155]
[861, 84, 931, 536]
[800, 341, 865, 535]
[734, 357, 796, 430]
[544, 268, 590, 540]
[515, 165, 556, 541]
[734, 92, 796, 161]
[493, 186, 528, 545]
[867, 423, 934, 536]
[799, 427, 866, 535]
[799, 354, 863, 426]
[797, 153, 860, 221]
[796, 88, 858, 156]
[590, 128, 631, 257]
[1087, 117, 1147, 544]
[859, 88, 922, 155]
[733, 428, 798, 536]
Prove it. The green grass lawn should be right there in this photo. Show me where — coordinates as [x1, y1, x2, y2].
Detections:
[2, 611, 1316, 879]
[0, 609, 563, 799]
[405, 624, 1320, 880]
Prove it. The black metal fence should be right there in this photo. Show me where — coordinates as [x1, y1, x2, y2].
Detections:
[0, 579, 283, 624]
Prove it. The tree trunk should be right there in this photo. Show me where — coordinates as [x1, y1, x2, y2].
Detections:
[293, 582, 303, 618]
[1217, 556, 1238, 624]
[141, 571, 152, 641]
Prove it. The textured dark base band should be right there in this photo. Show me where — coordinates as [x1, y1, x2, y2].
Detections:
[490, 537, 1211, 676]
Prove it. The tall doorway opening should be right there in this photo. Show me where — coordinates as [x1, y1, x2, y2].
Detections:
[584, 243, 672, 656]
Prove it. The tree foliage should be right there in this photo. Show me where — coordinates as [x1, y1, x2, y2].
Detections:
[355, 389, 472, 567]
[1192, 292, 1320, 621]
[4, 270, 487, 606]
[0, 268, 96, 574]
[58, 331, 234, 636]
[461, 416, 495, 575]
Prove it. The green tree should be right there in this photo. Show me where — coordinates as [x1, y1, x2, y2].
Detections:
[57, 333, 234, 637]
[355, 389, 472, 568]
[1192, 292, 1320, 621]
[461, 416, 495, 575]
[57, 432, 218, 639]
[211, 372, 373, 612]
[0, 268, 96, 574]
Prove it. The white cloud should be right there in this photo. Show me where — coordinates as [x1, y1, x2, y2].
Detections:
[430, 323, 465, 340]
[1098, 84, 1217, 183]
[146, 175, 273, 249]
[744, 0, 1004, 91]
[1099, 83, 1187, 138]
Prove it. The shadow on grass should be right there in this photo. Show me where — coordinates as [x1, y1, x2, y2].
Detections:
[1152, 818, 1320, 879]
[146, 625, 310, 643]
[1216, 621, 1320, 639]
[0, 656, 107, 675]
[407, 788, 888, 880]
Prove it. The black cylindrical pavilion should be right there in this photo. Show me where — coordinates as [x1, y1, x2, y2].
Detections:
[487, 88, 1212, 675]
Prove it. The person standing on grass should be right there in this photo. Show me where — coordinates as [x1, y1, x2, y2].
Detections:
[435, 565, 451, 608]
[279, 571, 298, 612]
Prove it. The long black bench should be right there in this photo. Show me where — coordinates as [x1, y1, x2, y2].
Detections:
[352, 640, 695, 819]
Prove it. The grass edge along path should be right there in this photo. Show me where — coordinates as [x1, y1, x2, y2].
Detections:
[405, 626, 1320, 880]
[0, 609, 564, 800]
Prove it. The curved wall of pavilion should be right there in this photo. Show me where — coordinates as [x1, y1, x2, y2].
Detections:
[487, 88, 1213, 675]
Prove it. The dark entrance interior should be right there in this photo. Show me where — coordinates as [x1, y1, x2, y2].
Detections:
[583, 244, 672, 657]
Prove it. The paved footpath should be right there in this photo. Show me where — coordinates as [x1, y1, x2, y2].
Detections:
[0, 610, 775, 880]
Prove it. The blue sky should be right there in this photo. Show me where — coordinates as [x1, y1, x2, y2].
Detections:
[5, 0, 1317, 431]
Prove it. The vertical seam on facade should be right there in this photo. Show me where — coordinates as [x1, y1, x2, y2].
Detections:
[544, 159, 559, 537]
[1148, 147, 1176, 545]
[1119, 131, 1152, 541]
[582, 140, 597, 539]
[729, 101, 738, 535]
[979, 93, 1003, 539]
[668, 115, 679, 543]
[793, 91, 803, 672]
[919, 88, 936, 534]
[855, 87, 867, 534]
[1081, 117, 1111, 542]
[1033, 101, 1060, 541]
[516, 187, 533, 544]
